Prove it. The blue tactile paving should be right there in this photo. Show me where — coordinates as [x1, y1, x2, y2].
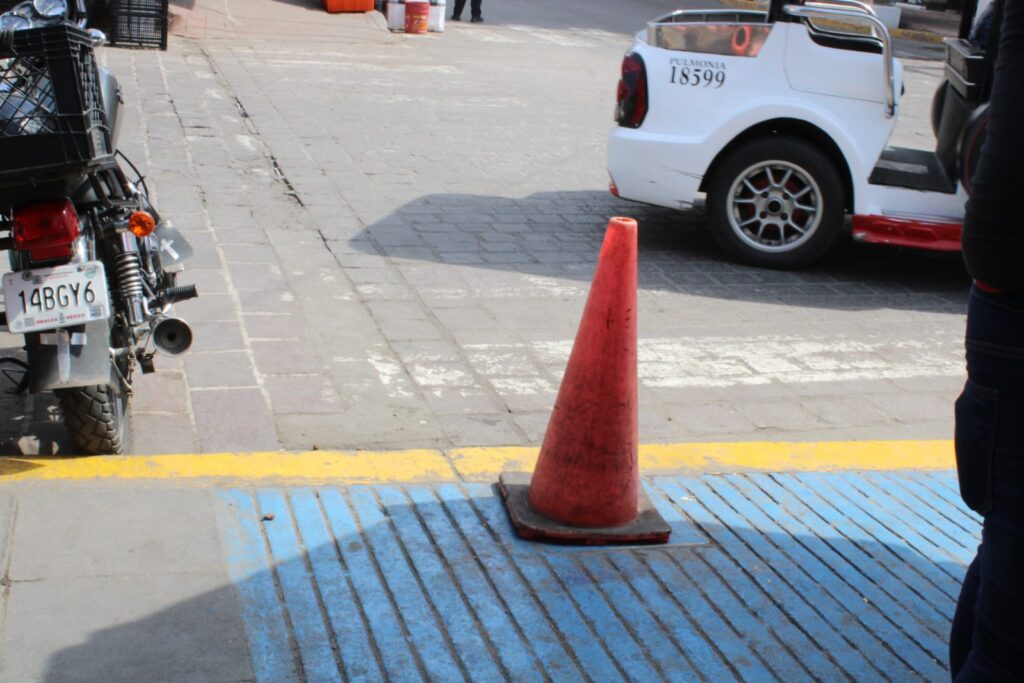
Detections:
[216, 471, 977, 682]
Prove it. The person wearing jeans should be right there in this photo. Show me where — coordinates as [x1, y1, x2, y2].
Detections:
[450, 0, 482, 22]
[951, 288, 1024, 680]
[949, 0, 1024, 679]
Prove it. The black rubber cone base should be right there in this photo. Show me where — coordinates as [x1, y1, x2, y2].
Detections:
[497, 472, 672, 546]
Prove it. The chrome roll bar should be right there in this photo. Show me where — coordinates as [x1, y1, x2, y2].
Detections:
[648, 8, 769, 27]
[783, 4, 895, 117]
[804, 0, 877, 15]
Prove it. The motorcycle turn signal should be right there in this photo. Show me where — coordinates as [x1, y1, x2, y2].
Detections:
[128, 211, 156, 238]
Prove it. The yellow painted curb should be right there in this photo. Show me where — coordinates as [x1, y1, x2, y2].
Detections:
[0, 450, 456, 485]
[0, 440, 954, 484]
[451, 440, 955, 479]
[891, 28, 947, 44]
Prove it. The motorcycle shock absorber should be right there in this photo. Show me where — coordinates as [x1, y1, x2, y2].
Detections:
[116, 232, 146, 327]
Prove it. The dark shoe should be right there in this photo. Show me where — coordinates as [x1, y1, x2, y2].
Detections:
[451, 14, 461, 20]
[470, 15, 483, 22]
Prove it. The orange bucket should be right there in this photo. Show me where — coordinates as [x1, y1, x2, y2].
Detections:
[405, 0, 430, 33]
[323, 0, 373, 11]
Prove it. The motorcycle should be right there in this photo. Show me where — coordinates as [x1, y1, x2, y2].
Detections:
[0, 0, 197, 454]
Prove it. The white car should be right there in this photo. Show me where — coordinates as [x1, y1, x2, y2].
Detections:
[607, 0, 990, 268]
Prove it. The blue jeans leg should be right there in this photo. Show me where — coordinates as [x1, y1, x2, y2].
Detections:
[950, 555, 979, 677]
[950, 287, 1024, 682]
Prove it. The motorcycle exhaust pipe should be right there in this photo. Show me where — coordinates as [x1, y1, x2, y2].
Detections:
[151, 316, 193, 357]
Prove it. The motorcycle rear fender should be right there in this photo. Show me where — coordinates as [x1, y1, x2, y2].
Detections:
[26, 320, 114, 393]
[152, 220, 194, 273]
[97, 66, 123, 152]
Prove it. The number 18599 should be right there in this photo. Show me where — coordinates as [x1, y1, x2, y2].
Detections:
[670, 66, 726, 88]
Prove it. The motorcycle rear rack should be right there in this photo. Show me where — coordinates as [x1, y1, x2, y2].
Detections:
[81, 157, 139, 210]
[0, 156, 136, 212]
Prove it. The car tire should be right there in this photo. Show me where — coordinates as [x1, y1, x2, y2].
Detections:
[707, 136, 845, 269]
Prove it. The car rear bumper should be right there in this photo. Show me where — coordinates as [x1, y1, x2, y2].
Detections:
[607, 128, 705, 210]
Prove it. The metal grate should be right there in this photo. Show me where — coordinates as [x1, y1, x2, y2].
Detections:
[111, 0, 169, 50]
[0, 55, 59, 136]
[0, 25, 111, 184]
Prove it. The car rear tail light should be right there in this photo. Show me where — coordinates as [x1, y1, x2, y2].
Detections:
[615, 52, 648, 129]
[12, 199, 81, 263]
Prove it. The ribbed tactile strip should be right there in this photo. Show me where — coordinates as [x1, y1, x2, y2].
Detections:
[216, 472, 977, 682]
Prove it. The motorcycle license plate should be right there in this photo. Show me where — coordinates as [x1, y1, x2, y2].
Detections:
[2, 262, 110, 334]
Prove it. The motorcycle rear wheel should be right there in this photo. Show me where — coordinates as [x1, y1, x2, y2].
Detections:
[55, 384, 129, 455]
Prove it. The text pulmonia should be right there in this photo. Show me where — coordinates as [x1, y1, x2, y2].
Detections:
[669, 57, 727, 70]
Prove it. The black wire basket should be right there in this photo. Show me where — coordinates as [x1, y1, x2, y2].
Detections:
[0, 24, 112, 187]
[110, 0, 168, 50]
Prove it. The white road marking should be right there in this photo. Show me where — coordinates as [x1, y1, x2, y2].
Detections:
[262, 60, 459, 74]
[365, 350, 415, 398]
[470, 333, 964, 392]
[490, 377, 558, 395]
[348, 332, 963, 398]
[372, 95, 525, 108]
[407, 365, 474, 387]
[506, 25, 594, 47]
[521, 275, 589, 297]
[339, 325, 962, 395]
[569, 27, 626, 41]
[467, 31, 520, 44]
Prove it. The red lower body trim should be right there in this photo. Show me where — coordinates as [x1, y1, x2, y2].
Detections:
[851, 215, 962, 252]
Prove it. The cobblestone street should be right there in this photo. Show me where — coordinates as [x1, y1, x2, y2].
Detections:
[0, 0, 968, 455]
[0, 2, 985, 680]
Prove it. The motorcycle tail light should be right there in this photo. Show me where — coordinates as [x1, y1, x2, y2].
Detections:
[128, 211, 157, 238]
[12, 199, 81, 263]
[615, 52, 648, 129]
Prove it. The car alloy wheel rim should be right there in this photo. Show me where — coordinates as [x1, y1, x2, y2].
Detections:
[727, 160, 822, 253]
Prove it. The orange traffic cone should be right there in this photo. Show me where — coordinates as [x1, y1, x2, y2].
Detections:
[498, 217, 671, 545]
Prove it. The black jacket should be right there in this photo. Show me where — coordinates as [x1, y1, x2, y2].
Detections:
[962, 0, 1024, 291]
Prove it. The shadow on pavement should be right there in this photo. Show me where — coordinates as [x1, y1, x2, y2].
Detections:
[35, 482, 971, 682]
[269, 0, 325, 9]
[37, 580, 252, 683]
[349, 190, 970, 315]
[0, 457, 41, 476]
[0, 343, 68, 456]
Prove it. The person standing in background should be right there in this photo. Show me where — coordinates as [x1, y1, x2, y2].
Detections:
[949, 0, 1024, 679]
[450, 0, 482, 22]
